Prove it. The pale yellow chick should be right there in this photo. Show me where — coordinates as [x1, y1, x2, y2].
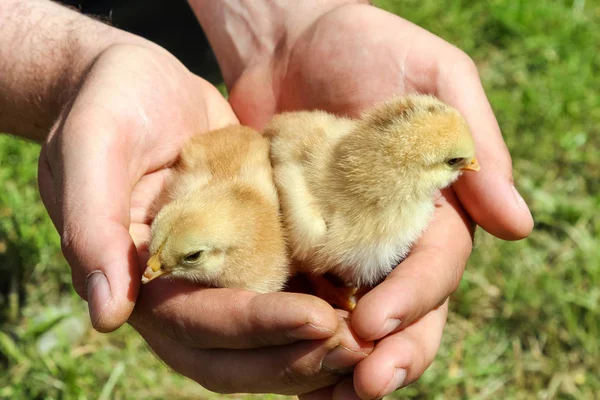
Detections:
[263, 94, 480, 309]
[142, 125, 289, 293]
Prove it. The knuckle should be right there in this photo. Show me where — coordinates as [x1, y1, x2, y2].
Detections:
[158, 316, 184, 344]
[449, 257, 463, 293]
[420, 246, 464, 299]
[60, 220, 88, 268]
[279, 349, 325, 392]
[281, 365, 306, 389]
[195, 370, 231, 394]
[249, 331, 273, 348]
[158, 295, 195, 347]
[61, 226, 88, 298]
[441, 48, 480, 83]
[454, 50, 479, 75]
[400, 339, 429, 384]
[246, 293, 282, 348]
[279, 364, 335, 395]
[60, 230, 77, 261]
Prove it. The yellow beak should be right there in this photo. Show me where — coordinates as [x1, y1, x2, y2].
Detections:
[461, 158, 481, 172]
[141, 253, 167, 284]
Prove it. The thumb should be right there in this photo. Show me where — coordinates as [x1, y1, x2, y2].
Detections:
[40, 108, 140, 333]
[436, 57, 534, 240]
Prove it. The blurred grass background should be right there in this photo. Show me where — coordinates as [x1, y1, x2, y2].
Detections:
[1, 0, 598, 398]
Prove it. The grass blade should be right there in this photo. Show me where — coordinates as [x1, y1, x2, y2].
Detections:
[98, 361, 125, 400]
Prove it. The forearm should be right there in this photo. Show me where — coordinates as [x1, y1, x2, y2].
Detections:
[188, 0, 368, 88]
[0, 0, 155, 140]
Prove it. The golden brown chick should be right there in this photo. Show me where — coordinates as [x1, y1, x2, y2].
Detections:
[263, 94, 479, 310]
[142, 125, 289, 293]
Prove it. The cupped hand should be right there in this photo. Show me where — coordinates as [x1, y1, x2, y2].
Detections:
[130, 281, 373, 395]
[38, 43, 236, 331]
[38, 43, 372, 395]
[227, 4, 534, 398]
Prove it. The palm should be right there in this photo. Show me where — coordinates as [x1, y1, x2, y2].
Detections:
[231, 6, 450, 127]
[280, 8, 420, 115]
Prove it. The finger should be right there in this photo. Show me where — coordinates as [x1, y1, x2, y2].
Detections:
[128, 169, 173, 252]
[44, 97, 144, 333]
[300, 378, 362, 400]
[439, 58, 533, 240]
[133, 312, 372, 395]
[332, 378, 360, 400]
[41, 126, 139, 334]
[352, 188, 471, 341]
[404, 29, 534, 240]
[299, 386, 335, 400]
[39, 145, 136, 334]
[353, 301, 448, 399]
[130, 280, 342, 349]
[130, 168, 173, 226]
[194, 75, 242, 129]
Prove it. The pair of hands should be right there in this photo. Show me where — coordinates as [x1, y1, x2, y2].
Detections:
[38, 4, 533, 399]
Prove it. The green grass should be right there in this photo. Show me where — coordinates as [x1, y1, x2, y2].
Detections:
[1, 0, 599, 398]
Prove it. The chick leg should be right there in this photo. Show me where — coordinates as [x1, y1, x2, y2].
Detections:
[308, 275, 358, 312]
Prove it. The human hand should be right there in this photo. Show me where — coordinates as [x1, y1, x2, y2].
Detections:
[38, 43, 374, 395]
[196, 2, 533, 398]
[38, 43, 235, 330]
[130, 281, 374, 395]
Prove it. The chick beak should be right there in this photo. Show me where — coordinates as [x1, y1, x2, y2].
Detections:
[142, 253, 166, 284]
[461, 158, 481, 172]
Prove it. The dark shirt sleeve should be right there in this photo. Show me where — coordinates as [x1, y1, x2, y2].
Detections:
[57, 0, 222, 82]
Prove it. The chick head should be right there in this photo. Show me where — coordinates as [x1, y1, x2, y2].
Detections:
[142, 187, 246, 285]
[352, 94, 480, 197]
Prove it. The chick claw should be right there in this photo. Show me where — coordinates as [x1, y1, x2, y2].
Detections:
[308, 274, 359, 312]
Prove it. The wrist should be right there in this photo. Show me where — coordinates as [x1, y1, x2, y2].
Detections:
[189, 0, 369, 88]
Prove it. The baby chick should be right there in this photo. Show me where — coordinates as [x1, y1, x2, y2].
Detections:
[263, 94, 480, 310]
[142, 125, 289, 294]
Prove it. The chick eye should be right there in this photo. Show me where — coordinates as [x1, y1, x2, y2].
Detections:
[183, 251, 203, 263]
[446, 158, 464, 167]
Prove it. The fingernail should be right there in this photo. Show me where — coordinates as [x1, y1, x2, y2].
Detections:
[511, 184, 529, 211]
[286, 322, 335, 340]
[322, 345, 366, 373]
[86, 271, 111, 328]
[382, 368, 407, 395]
[370, 318, 402, 340]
